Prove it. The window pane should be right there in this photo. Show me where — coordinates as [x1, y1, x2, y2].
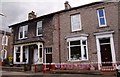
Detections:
[82, 40, 86, 45]
[83, 46, 87, 59]
[99, 38, 110, 44]
[38, 27, 42, 35]
[37, 21, 42, 35]
[70, 40, 80, 45]
[16, 47, 20, 62]
[70, 46, 81, 60]
[23, 52, 26, 62]
[40, 48, 42, 58]
[16, 47, 20, 52]
[100, 18, 105, 25]
[24, 31, 27, 37]
[19, 27, 23, 38]
[99, 9, 104, 17]
[19, 27, 23, 32]
[71, 14, 81, 31]
[16, 53, 20, 62]
[24, 25, 28, 38]
[37, 21, 42, 27]
[23, 46, 27, 62]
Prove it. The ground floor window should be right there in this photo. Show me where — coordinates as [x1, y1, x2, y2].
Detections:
[14, 43, 43, 64]
[45, 47, 52, 63]
[67, 37, 88, 61]
[14, 46, 28, 64]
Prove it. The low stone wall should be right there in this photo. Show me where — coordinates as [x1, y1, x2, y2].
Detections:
[2, 66, 24, 72]
[31, 64, 43, 72]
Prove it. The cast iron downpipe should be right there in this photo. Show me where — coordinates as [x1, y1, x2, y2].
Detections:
[58, 14, 61, 68]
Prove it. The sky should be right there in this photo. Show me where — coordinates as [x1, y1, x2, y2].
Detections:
[0, 0, 102, 32]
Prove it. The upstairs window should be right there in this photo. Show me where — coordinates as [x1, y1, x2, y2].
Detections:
[19, 25, 28, 39]
[71, 14, 82, 32]
[37, 21, 42, 36]
[97, 9, 107, 27]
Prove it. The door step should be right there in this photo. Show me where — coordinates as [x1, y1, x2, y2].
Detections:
[100, 66, 116, 71]
[100, 66, 116, 75]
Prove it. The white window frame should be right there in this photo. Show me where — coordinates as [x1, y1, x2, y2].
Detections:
[19, 25, 28, 39]
[36, 21, 42, 36]
[2, 35, 8, 46]
[14, 45, 29, 64]
[71, 14, 82, 32]
[97, 9, 107, 27]
[67, 36, 88, 61]
[44, 47, 52, 63]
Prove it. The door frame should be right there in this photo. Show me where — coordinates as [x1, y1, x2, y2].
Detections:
[95, 32, 116, 70]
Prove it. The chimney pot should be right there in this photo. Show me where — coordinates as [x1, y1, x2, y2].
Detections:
[28, 11, 37, 20]
[64, 1, 71, 10]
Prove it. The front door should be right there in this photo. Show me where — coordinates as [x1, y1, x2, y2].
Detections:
[99, 38, 112, 66]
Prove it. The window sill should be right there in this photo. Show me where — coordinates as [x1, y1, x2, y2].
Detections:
[14, 62, 28, 64]
[97, 25, 109, 29]
[37, 34, 43, 37]
[18, 37, 28, 40]
[68, 59, 88, 62]
[71, 29, 83, 33]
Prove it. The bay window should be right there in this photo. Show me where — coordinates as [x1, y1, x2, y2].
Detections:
[14, 46, 28, 64]
[67, 37, 88, 61]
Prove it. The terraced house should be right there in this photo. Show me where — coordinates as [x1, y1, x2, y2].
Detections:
[9, 1, 120, 72]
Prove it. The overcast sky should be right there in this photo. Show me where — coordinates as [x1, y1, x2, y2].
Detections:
[0, 0, 102, 32]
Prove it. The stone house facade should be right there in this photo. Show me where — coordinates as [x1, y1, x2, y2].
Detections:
[9, 2, 120, 71]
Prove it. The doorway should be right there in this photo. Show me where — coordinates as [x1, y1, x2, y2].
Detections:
[95, 33, 116, 70]
[99, 38, 112, 66]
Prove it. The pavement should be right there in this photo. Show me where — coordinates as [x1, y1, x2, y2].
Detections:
[1, 71, 116, 77]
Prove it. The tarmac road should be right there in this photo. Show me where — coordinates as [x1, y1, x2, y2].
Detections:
[1, 71, 116, 77]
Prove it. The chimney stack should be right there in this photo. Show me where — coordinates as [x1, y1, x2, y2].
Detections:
[28, 11, 36, 20]
[64, 1, 71, 10]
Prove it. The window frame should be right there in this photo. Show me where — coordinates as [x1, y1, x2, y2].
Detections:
[36, 21, 42, 36]
[18, 25, 28, 39]
[97, 9, 107, 27]
[70, 14, 82, 32]
[14, 46, 28, 64]
[67, 37, 88, 61]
